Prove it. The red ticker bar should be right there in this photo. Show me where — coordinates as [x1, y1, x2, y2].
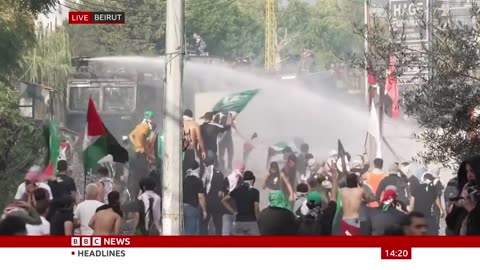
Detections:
[68, 12, 125, 24]
[0, 236, 480, 248]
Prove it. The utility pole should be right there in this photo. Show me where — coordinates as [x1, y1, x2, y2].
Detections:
[162, 0, 185, 235]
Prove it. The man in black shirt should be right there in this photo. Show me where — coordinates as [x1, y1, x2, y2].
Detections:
[200, 112, 230, 172]
[366, 189, 406, 235]
[409, 173, 445, 235]
[297, 165, 338, 235]
[222, 171, 260, 235]
[47, 160, 78, 221]
[183, 161, 207, 235]
[200, 157, 226, 235]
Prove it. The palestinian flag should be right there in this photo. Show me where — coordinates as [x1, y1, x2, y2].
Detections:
[82, 98, 129, 173]
[42, 121, 60, 177]
[213, 89, 260, 113]
[266, 141, 298, 167]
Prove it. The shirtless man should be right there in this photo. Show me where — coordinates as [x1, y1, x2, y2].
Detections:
[89, 191, 122, 235]
[183, 109, 207, 174]
[340, 173, 373, 235]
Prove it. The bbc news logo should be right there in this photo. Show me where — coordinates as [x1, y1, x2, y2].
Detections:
[69, 11, 125, 24]
[71, 237, 102, 246]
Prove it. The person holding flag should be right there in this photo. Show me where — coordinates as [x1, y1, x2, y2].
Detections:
[128, 111, 155, 195]
[212, 89, 259, 172]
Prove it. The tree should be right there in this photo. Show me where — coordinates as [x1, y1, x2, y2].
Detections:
[17, 25, 73, 92]
[186, 0, 264, 59]
[0, 83, 44, 209]
[402, 5, 480, 167]
[0, 0, 58, 208]
[66, 0, 167, 56]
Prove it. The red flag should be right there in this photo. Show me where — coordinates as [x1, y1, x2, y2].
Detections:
[385, 53, 400, 118]
[367, 65, 378, 109]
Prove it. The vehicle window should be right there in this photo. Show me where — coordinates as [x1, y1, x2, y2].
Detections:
[103, 87, 135, 112]
[69, 87, 101, 111]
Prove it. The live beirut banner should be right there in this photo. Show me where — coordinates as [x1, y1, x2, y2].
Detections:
[0, 236, 479, 268]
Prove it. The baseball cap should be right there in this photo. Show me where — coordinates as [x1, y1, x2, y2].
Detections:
[307, 191, 323, 204]
[144, 111, 154, 118]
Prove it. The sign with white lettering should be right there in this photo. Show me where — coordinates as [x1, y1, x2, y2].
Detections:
[390, 0, 430, 85]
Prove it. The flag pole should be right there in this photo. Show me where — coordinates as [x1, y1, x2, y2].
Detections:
[162, 0, 185, 235]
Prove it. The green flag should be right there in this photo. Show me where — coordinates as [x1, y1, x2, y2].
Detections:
[212, 89, 260, 113]
[42, 121, 60, 176]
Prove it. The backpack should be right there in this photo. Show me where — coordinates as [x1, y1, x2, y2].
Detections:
[297, 212, 324, 235]
[135, 197, 161, 236]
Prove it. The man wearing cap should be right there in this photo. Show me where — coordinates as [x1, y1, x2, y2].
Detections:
[129, 111, 155, 191]
[366, 189, 406, 235]
[297, 166, 339, 235]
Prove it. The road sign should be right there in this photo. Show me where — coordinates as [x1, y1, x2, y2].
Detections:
[390, 0, 430, 85]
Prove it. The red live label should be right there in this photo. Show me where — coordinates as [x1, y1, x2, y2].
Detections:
[69, 12, 125, 24]
[381, 247, 412, 260]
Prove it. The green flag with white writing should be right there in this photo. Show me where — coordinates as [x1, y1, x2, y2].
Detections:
[213, 89, 260, 113]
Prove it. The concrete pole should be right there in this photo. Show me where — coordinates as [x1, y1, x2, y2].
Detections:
[162, 0, 185, 235]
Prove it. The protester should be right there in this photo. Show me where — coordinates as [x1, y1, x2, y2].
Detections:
[26, 188, 50, 235]
[222, 160, 245, 235]
[134, 177, 161, 235]
[14, 165, 53, 202]
[262, 161, 294, 202]
[446, 156, 480, 235]
[0, 216, 28, 235]
[402, 211, 428, 235]
[297, 165, 338, 235]
[340, 173, 373, 235]
[90, 191, 123, 235]
[293, 183, 309, 217]
[222, 171, 260, 235]
[96, 166, 118, 204]
[375, 163, 408, 208]
[366, 189, 406, 235]
[366, 158, 384, 208]
[129, 111, 155, 193]
[200, 111, 230, 170]
[50, 195, 74, 235]
[47, 160, 78, 221]
[282, 154, 298, 203]
[74, 183, 104, 235]
[408, 172, 445, 235]
[217, 111, 237, 172]
[201, 157, 225, 235]
[183, 161, 207, 235]
[183, 109, 207, 173]
[258, 190, 297, 235]
[296, 143, 310, 178]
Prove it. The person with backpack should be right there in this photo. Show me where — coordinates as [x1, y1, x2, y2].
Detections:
[375, 163, 409, 210]
[296, 165, 338, 235]
[134, 177, 161, 235]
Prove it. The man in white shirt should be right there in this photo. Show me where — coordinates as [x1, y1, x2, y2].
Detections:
[74, 183, 104, 235]
[135, 177, 161, 235]
[26, 188, 50, 235]
[15, 166, 53, 202]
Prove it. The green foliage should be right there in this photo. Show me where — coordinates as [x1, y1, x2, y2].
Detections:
[186, 0, 264, 59]
[0, 4, 36, 83]
[67, 0, 166, 56]
[18, 25, 73, 92]
[403, 6, 480, 167]
[0, 84, 44, 209]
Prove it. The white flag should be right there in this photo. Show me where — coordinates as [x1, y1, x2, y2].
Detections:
[367, 105, 382, 166]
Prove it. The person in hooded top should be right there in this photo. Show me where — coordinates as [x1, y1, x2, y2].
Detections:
[409, 171, 445, 235]
[446, 156, 480, 235]
[258, 190, 297, 235]
[375, 163, 409, 209]
[366, 189, 406, 235]
[200, 157, 225, 235]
